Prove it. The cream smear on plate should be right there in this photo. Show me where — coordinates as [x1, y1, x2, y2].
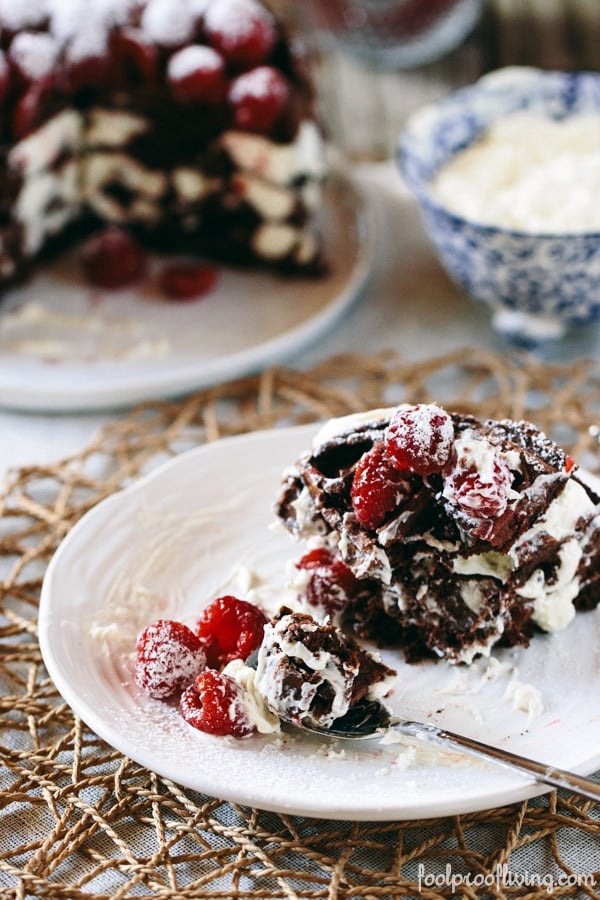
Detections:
[430, 110, 600, 232]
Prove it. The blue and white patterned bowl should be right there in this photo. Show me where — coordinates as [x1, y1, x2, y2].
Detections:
[398, 67, 600, 342]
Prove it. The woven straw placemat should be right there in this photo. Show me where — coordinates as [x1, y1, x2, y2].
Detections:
[2, 349, 600, 900]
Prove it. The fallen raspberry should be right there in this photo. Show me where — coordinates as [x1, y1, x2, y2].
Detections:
[180, 669, 255, 737]
[158, 262, 219, 300]
[196, 596, 267, 669]
[135, 619, 206, 700]
[81, 228, 147, 290]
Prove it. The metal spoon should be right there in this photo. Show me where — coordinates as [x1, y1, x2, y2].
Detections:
[289, 700, 600, 803]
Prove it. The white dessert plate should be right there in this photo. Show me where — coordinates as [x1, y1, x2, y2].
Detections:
[0, 175, 372, 413]
[39, 425, 600, 821]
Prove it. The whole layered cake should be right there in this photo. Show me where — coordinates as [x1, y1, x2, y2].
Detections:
[0, 0, 325, 292]
[276, 403, 600, 664]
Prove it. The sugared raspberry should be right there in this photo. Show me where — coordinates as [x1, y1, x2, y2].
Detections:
[167, 44, 227, 104]
[204, 0, 277, 69]
[113, 28, 159, 84]
[227, 65, 289, 134]
[81, 229, 147, 290]
[351, 443, 412, 530]
[195, 596, 267, 669]
[443, 444, 514, 521]
[385, 404, 454, 476]
[180, 670, 255, 737]
[158, 262, 219, 300]
[64, 28, 113, 93]
[297, 548, 362, 616]
[135, 619, 206, 700]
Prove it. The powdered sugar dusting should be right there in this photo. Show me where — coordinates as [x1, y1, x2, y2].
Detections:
[135, 619, 207, 699]
[10, 32, 59, 80]
[409, 403, 453, 457]
[0, 0, 46, 29]
[188, 0, 212, 16]
[229, 65, 285, 103]
[384, 403, 454, 476]
[204, 0, 275, 43]
[66, 26, 109, 63]
[140, 0, 195, 46]
[168, 44, 222, 81]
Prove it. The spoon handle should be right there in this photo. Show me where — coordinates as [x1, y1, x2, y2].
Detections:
[397, 720, 600, 802]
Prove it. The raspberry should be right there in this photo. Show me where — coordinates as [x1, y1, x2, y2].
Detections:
[180, 670, 255, 737]
[81, 229, 147, 290]
[351, 443, 412, 530]
[444, 448, 513, 521]
[113, 28, 159, 84]
[135, 619, 206, 700]
[297, 548, 362, 616]
[204, 0, 277, 69]
[167, 45, 227, 104]
[195, 596, 267, 669]
[158, 262, 219, 300]
[385, 403, 454, 476]
[227, 65, 289, 134]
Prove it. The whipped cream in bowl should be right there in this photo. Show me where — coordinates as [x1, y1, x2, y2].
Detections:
[399, 67, 600, 344]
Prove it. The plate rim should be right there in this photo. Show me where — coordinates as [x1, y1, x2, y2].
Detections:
[38, 425, 600, 820]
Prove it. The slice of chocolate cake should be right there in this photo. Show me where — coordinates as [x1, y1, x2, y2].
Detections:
[254, 606, 396, 728]
[276, 404, 600, 664]
[0, 0, 325, 294]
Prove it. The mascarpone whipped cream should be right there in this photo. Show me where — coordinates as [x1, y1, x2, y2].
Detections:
[430, 110, 600, 232]
[223, 659, 281, 734]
